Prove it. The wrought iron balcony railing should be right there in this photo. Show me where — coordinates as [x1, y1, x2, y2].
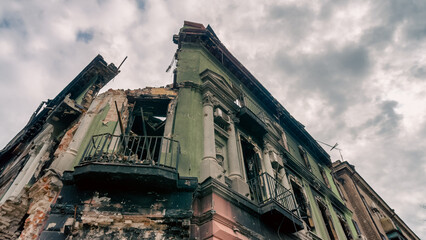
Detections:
[247, 172, 299, 217]
[80, 133, 180, 169]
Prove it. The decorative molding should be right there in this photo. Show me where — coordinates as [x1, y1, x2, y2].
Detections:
[200, 70, 241, 112]
[202, 92, 215, 107]
[177, 81, 201, 91]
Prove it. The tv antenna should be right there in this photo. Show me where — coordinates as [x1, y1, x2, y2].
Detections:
[316, 140, 344, 161]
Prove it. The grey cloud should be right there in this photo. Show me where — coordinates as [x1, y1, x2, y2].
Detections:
[410, 65, 426, 80]
[360, 25, 395, 50]
[136, 0, 145, 10]
[0, 14, 26, 37]
[275, 44, 371, 115]
[404, 23, 426, 41]
[76, 30, 94, 43]
[373, 0, 426, 42]
[266, 4, 315, 41]
[0, 16, 23, 29]
[352, 100, 403, 137]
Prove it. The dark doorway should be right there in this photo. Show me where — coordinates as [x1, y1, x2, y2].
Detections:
[241, 136, 263, 203]
[241, 137, 261, 181]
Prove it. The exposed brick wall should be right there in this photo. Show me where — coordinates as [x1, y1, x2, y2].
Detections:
[18, 171, 62, 239]
[337, 173, 382, 240]
[0, 191, 29, 239]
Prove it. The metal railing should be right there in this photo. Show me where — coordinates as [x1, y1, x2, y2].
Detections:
[80, 133, 180, 169]
[247, 172, 299, 217]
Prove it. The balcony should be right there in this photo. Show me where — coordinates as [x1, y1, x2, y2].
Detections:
[73, 133, 181, 191]
[247, 172, 304, 233]
[237, 107, 268, 138]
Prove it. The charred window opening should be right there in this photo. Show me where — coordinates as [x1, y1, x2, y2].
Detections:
[317, 199, 338, 240]
[127, 99, 170, 137]
[122, 99, 171, 163]
[291, 181, 314, 230]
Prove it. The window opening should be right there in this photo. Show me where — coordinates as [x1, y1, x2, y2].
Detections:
[317, 199, 338, 240]
[241, 136, 261, 181]
[291, 181, 314, 230]
[338, 214, 353, 240]
[241, 136, 262, 202]
[352, 219, 361, 236]
[298, 145, 311, 171]
[320, 167, 331, 189]
[125, 99, 170, 163]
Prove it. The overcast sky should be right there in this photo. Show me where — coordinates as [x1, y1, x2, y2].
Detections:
[0, 0, 425, 238]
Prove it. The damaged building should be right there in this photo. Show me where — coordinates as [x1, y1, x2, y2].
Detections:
[0, 21, 417, 240]
[332, 161, 420, 240]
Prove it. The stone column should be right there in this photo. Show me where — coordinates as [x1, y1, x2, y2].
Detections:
[227, 118, 250, 196]
[227, 119, 241, 178]
[279, 166, 291, 190]
[200, 92, 224, 183]
[50, 111, 96, 174]
[160, 99, 177, 165]
[262, 142, 275, 176]
[163, 98, 177, 139]
[202, 93, 216, 161]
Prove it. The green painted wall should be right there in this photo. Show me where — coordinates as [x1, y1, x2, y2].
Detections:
[324, 166, 344, 202]
[345, 211, 359, 238]
[285, 133, 306, 165]
[175, 42, 358, 239]
[303, 181, 330, 239]
[326, 199, 348, 240]
[176, 44, 202, 84]
[72, 104, 118, 167]
[172, 88, 204, 177]
[174, 43, 273, 178]
[174, 44, 204, 177]
[307, 153, 323, 180]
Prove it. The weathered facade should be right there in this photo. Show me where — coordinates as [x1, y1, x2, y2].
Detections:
[1, 21, 416, 240]
[332, 161, 420, 240]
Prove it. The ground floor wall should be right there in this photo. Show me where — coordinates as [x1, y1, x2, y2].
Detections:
[191, 178, 310, 240]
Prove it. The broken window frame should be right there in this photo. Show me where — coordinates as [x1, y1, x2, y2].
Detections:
[290, 177, 315, 230]
[320, 166, 331, 189]
[104, 97, 178, 166]
[298, 145, 312, 172]
[316, 197, 339, 240]
[336, 211, 354, 240]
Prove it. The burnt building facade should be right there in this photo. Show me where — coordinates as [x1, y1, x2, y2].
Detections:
[332, 161, 420, 240]
[0, 21, 394, 239]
